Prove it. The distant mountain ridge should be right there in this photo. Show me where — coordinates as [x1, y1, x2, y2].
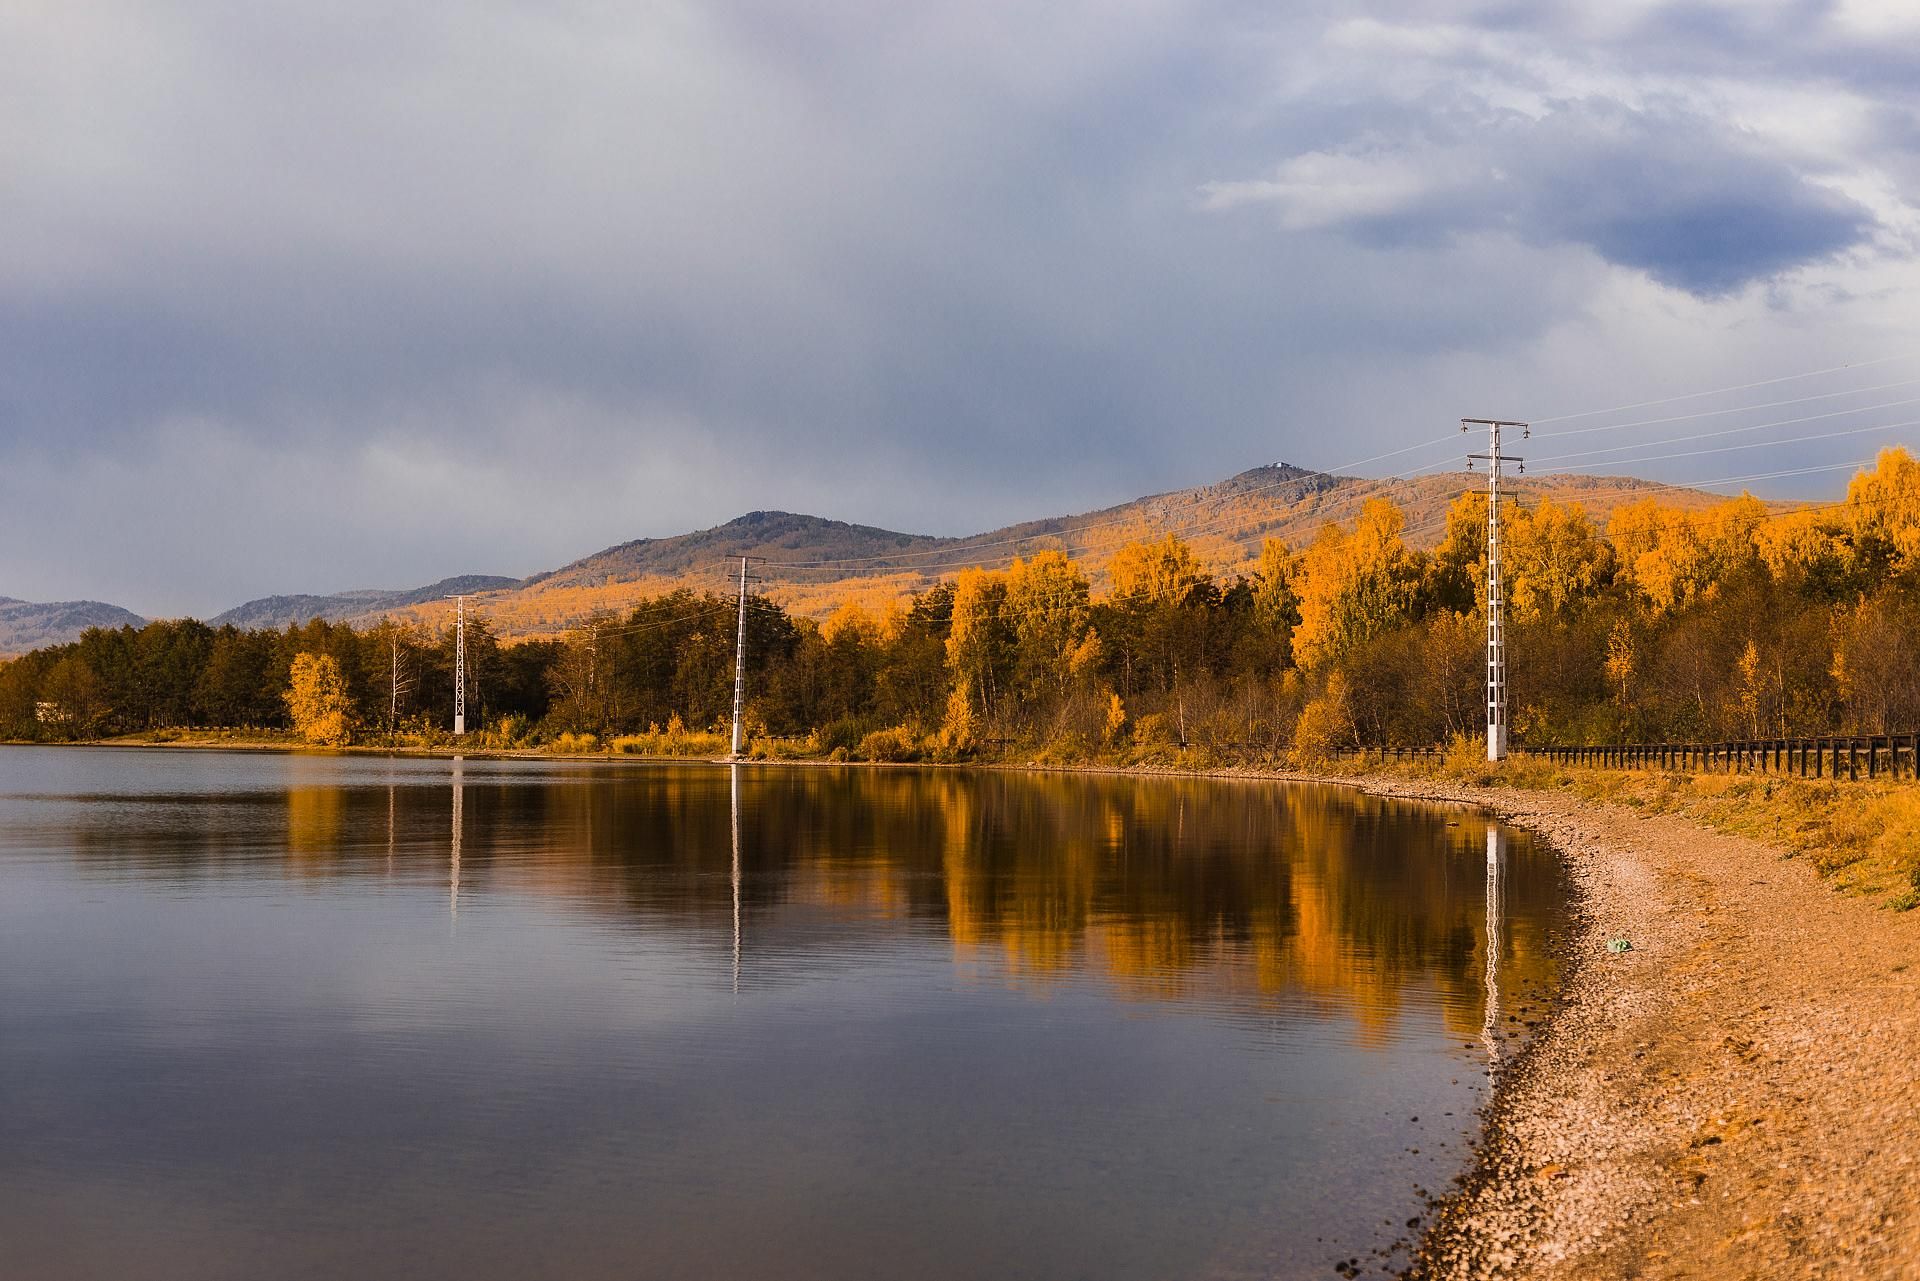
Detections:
[8, 461, 1754, 651]
[209, 575, 521, 631]
[525, 510, 945, 591]
[426, 462, 1736, 637]
[0, 597, 147, 655]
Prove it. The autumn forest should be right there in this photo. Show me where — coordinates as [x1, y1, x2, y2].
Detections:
[8, 448, 1920, 761]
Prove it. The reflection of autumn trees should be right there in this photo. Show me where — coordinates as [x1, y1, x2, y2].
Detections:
[66, 766, 1563, 1042]
[285, 785, 344, 861]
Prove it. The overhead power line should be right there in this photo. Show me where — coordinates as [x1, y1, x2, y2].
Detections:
[1534, 419, 1917, 473]
[755, 356, 1914, 580]
[1529, 353, 1917, 425]
[1528, 401, 1920, 463]
[1537, 376, 1920, 438]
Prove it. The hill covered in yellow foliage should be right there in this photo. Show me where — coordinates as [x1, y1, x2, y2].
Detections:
[382, 463, 1745, 638]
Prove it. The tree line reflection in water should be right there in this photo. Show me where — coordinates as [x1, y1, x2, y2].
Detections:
[74, 760, 1564, 1044]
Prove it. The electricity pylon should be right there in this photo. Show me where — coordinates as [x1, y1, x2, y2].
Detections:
[729, 557, 764, 758]
[448, 593, 467, 736]
[1464, 418, 1526, 762]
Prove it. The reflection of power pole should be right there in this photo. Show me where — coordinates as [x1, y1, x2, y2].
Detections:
[1482, 825, 1503, 1066]
[731, 762, 742, 995]
[1464, 419, 1526, 761]
[729, 557, 764, 759]
[450, 757, 464, 928]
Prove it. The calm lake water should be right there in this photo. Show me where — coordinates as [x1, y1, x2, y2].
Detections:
[0, 747, 1566, 1280]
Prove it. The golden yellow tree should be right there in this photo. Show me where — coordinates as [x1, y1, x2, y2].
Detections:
[1603, 620, 1634, 709]
[1610, 495, 1763, 613]
[1845, 446, 1920, 573]
[1255, 538, 1292, 607]
[1504, 497, 1613, 623]
[1003, 550, 1093, 699]
[1291, 670, 1357, 762]
[1290, 498, 1421, 669]
[1108, 533, 1205, 605]
[284, 652, 353, 746]
[822, 601, 882, 647]
[1428, 490, 1490, 612]
[946, 568, 1012, 719]
[1756, 507, 1853, 586]
[1734, 638, 1772, 737]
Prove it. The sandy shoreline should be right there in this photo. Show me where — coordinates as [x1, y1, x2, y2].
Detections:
[1322, 775, 1920, 1281]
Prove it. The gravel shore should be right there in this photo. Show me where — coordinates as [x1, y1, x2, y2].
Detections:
[1332, 776, 1920, 1280]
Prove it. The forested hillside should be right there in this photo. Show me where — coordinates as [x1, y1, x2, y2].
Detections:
[5, 450, 1916, 759]
[367, 464, 1737, 637]
[9, 463, 1732, 650]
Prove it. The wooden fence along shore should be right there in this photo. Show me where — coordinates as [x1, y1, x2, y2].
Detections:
[1333, 734, 1920, 781]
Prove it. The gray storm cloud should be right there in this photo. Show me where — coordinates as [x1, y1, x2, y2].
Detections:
[1202, 98, 1876, 294]
[1, 1, 1917, 615]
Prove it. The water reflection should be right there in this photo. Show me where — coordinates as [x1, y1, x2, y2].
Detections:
[0, 749, 1569, 1281]
[32, 757, 1562, 1041]
[1484, 825, 1503, 1065]
[450, 757, 464, 927]
[731, 761, 742, 995]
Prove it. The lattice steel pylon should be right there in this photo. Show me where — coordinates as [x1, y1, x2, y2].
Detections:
[1464, 419, 1526, 761]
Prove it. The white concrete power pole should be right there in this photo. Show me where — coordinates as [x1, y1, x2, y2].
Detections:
[448, 594, 467, 737]
[728, 557, 763, 758]
[1464, 419, 1526, 762]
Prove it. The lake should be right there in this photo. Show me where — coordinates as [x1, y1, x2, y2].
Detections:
[0, 747, 1566, 1280]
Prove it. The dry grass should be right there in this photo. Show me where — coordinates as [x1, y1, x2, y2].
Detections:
[1365, 747, 1920, 908]
[609, 729, 729, 758]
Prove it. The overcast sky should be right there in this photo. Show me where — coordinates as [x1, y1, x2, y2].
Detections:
[5, 0, 1919, 617]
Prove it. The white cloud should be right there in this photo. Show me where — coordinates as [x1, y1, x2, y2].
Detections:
[1199, 146, 1443, 226]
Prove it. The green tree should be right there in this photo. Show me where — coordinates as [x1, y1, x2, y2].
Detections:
[41, 654, 109, 738]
